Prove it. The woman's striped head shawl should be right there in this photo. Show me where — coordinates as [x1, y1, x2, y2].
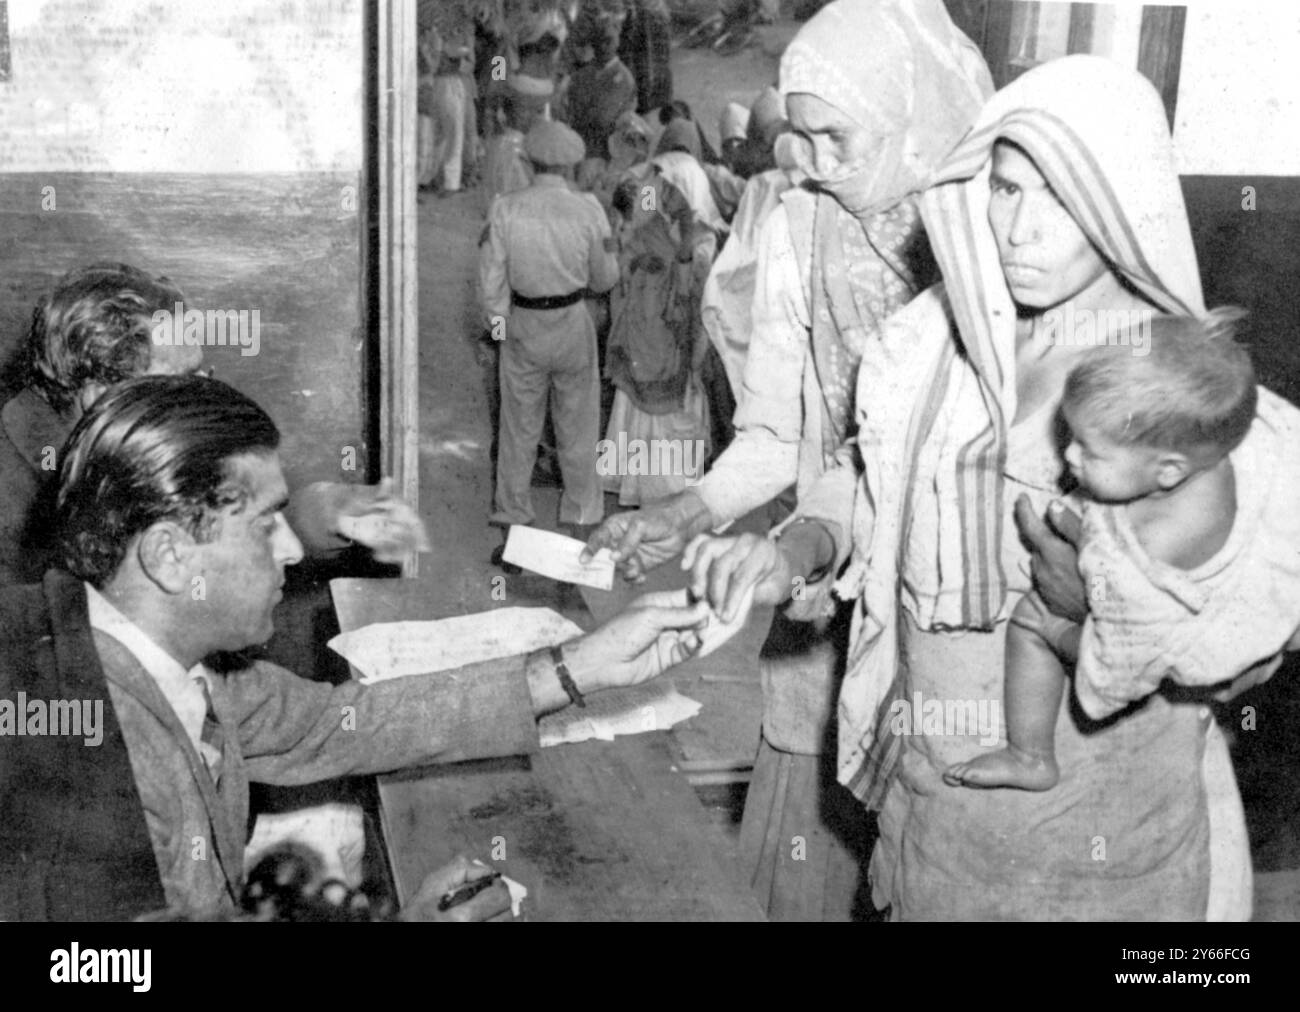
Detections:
[919, 54, 1207, 624]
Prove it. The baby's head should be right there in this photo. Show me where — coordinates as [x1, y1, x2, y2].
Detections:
[1060, 307, 1256, 502]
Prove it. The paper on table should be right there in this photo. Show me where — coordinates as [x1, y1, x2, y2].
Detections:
[502, 525, 615, 591]
[503, 875, 528, 918]
[327, 608, 584, 683]
[538, 679, 702, 747]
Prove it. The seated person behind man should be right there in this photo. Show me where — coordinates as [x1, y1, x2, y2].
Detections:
[0, 262, 424, 587]
[0, 374, 711, 920]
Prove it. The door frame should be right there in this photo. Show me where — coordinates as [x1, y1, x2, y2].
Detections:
[374, 0, 421, 575]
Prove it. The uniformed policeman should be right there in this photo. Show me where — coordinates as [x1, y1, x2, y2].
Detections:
[479, 120, 619, 568]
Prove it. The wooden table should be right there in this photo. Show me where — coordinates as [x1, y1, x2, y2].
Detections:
[331, 577, 766, 921]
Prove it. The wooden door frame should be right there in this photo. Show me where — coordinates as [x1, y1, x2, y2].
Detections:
[374, 0, 421, 575]
[953, 0, 1186, 116]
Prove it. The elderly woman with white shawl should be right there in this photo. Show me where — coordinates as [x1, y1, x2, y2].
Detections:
[690, 55, 1261, 920]
[586, 0, 991, 920]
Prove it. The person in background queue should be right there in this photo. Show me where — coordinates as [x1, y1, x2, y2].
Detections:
[480, 121, 619, 568]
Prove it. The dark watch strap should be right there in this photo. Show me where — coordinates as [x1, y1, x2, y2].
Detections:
[550, 645, 586, 709]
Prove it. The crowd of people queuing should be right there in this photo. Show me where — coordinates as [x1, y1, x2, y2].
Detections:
[3, 0, 1299, 924]
[471, 1, 803, 568]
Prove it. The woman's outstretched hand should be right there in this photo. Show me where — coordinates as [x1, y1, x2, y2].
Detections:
[682, 533, 793, 623]
[582, 492, 713, 582]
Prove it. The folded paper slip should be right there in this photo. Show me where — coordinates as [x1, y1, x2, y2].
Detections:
[503, 525, 615, 590]
[539, 680, 703, 747]
[328, 608, 585, 683]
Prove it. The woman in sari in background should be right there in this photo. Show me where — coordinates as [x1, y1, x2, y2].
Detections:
[655, 117, 742, 229]
[586, 0, 992, 919]
[580, 110, 655, 212]
[695, 55, 1254, 920]
[601, 152, 717, 506]
[650, 119, 730, 237]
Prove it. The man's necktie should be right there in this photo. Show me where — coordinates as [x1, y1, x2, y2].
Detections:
[196, 676, 225, 787]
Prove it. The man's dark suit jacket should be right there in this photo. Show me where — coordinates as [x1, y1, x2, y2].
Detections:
[0, 571, 165, 919]
[1, 571, 541, 920]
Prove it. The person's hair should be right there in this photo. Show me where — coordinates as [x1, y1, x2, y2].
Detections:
[658, 100, 693, 125]
[517, 33, 560, 62]
[503, 91, 539, 131]
[612, 176, 640, 219]
[25, 262, 185, 415]
[1062, 307, 1257, 457]
[56, 374, 280, 587]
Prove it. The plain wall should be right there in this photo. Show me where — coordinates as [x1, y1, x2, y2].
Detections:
[0, 0, 369, 491]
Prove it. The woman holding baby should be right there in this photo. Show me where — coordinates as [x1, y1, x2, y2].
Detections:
[687, 55, 1300, 919]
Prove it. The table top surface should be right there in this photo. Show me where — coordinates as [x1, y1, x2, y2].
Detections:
[331, 575, 767, 921]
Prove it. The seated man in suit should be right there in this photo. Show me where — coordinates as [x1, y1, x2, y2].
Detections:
[0, 374, 710, 921]
[0, 261, 435, 895]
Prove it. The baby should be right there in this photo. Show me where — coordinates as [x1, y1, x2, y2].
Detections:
[946, 308, 1300, 790]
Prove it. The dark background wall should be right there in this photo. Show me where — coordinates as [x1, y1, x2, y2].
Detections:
[0, 172, 367, 491]
[0, 0, 370, 490]
[1183, 176, 1300, 406]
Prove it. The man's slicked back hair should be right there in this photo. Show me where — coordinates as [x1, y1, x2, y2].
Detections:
[56, 375, 280, 587]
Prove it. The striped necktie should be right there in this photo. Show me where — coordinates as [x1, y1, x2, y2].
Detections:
[196, 676, 224, 787]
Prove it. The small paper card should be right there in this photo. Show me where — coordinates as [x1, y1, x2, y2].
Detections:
[502, 525, 615, 591]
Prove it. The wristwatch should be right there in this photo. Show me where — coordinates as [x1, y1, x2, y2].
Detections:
[549, 645, 586, 709]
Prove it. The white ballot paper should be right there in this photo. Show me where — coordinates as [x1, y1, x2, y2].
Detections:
[502, 525, 615, 591]
[538, 680, 702, 748]
[695, 585, 756, 659]
[328, 606, 703, 746]
[645, 586, 754, 659]
[327, 608, 585, 684]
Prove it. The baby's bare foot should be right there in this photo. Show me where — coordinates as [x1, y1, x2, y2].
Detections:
[943, 747, 1059, 791]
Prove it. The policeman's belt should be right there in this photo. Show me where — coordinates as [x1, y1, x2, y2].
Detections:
[510, 289, 585, 310]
